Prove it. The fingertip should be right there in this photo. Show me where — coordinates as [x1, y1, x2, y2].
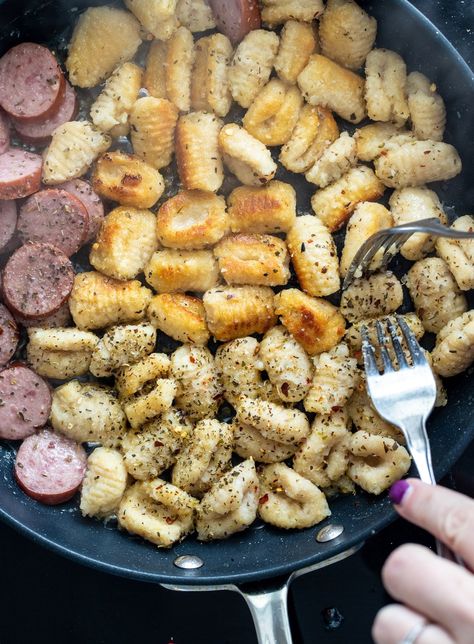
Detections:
[388, 478, 414, 506]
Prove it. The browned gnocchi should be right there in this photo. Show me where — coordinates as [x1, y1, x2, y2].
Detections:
[227, 181, 296, 234]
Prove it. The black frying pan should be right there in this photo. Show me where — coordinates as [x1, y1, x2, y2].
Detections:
[0, 1, 472, 642]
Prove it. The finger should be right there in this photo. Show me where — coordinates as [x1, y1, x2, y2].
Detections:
[382, 543, 474, 639]
[389, 478, 474, 567]
[372, 604, 453, 644]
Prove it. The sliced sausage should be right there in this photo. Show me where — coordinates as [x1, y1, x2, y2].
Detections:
[55, 179, 104, 241]
[14, 427, 87, 505]
[0, 200, 17, 252]
[2, 242, 74, 319]
[0, 304, 18, 367]
[0, 364, 51, 439]
[0, 43, 65, 121]
[13, 81, 77, 145]
[0, 109, 10, 154]
[208, 0, 261, 44]
[0, 148, 42, 199]
[18, 189, 89, 256]
[14, 301, 72, 329]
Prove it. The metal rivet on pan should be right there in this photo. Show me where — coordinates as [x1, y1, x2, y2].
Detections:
[174, 555, 204, 570]
[315, 524, 344, 543]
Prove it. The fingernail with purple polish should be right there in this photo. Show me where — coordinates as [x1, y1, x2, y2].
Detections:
[389, 480, 411, 505]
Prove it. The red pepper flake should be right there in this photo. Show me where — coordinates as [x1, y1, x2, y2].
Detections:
[331, 406, 341, 412]
[165, 516, 176, 525]
[259, 493, 269, 505]
[154, 440, 164, 447]
[281, 382, 289, 397]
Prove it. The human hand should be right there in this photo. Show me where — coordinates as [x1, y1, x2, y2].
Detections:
[372, 479, 474, 644]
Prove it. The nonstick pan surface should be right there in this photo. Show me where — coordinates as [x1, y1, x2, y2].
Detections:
[0, 0, 472, 587]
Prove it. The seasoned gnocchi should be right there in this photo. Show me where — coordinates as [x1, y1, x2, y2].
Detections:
[176, 0, 216, 32]
[124, 0, 178, 41]
[130, 97, 179, 171]
[165, 26, 195, 111]
[115, 352, 171, 399]
[261, 0, 324, 25]
[90, 62, 142, 133]
[233, 420, 297, 464]
[436, 215, 474, 291]
[407, 71, 446, 141]
[354, 122, 406, 162]
[365, 48, 409, 126]
[227, 181, 296, 234]
[123, 378, 178, 428]
[347, 376, 404, 442]
[305, 131, 357, 188]
[274, 20, 318, 85]
[340, 272, 403, 324]
[148, 293, 210, 345]
[27, 327, 98, 380]
[145, 249, 220, 293]
[143, 40, 168, 99]
[89, 323, 157, 378]
[219, 123, 277, 186]
[191, 34, 233, 117]
[80, 447, 128, 518]
[236, 396, 310, 446]
[431, 310, 474, 377]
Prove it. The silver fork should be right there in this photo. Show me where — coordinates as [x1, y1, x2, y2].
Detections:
[343, 217, 474, 290]
[361, 315, 464, 566]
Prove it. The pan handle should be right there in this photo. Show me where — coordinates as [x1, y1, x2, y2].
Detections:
[238, 583, 291, 644]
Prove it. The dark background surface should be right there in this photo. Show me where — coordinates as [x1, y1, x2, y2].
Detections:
[0, 2, 472, 643]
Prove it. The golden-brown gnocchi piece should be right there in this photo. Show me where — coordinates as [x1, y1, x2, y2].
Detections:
[176, 0, 216, 31]
[258, 463, 330, 529]
[143, 40, 168, 99]
[69, 271, 153, 330]
[242, 79, 303, 146]
[26, 327, 98, 380]
[191, 34, 233, 117]
[319, 0, 377, 70]
[364, 48, 409, 126]
[260, 326, 313, 403]
[340, 272, 403, 324]
[275, 288, 346, 356]
[148, 293, 210, 345]
[298, 54, 366, 123]
[175, 111, 224, 192]
[156, 190, 228, 249]
[125, 0, 178, 40]
[354, 122, 407, 162]
[172, 419, 233, 496]
[261, 0, 324, 25]
[115, 352, 171, 399]
[90, 62, 142, 133]
[219, 123, 277, 186]
[407, 71, 446, 141]
[89, 206, 159, 280]
[80, 447, 128, 518]
[232, 420, 297, 463]
[406, 258, 467, 333]
[228, 29, 279, 108]
[347, 376, 404, 442]
[305, 131, 357, 187]
[65, 6, 142, 88]
[274, 20, 318, 84]
[236, 396, 310, 446]
[436, 216, 474, 291]
[130, 97, 179, 170]
[286, 215, 340, 297]
[166, 26, 195, 111]
[431, 310, 474, 377]
[196, 459, 259, 541]
[203, 286, 277, 341]
[348, 431, 411, 495]
[89, 323, 157, 378]
[145, 249, 220, 293]
[43, 121, 111, 185]
[227, 181, 296, 234]
[311, 166, 386, 232]
[214, 233, 290, 287]
[123, 378, 178, 428]
[91, 152, 165, 209]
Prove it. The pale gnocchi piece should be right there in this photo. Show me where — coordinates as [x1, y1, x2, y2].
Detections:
[364, 48, 409, 126]
[175, 112, 224, 192]
[389, 186, 448, 260]
[319, 0, 377, 70]
[374, 137, 462, 188]
[286, 215, 340, 297]
[89, 206, 159, 280]
[348, 431, 411, 495]
[130, 97, 179, 170]
[423, 349, 448, 408]
[340, 272, 403, 324]
[196, 459, 259, 541]
[431, 310, 474, 377]
[191, 34, 233, 117]
[90, 63, 142, 133]
[26, 327, 98, 380]
[51, 380, 127, 447]
[121, 409, 191, 480]
[69, 271, 152, 330]
[279, 104, 339, 173]
[89, 323, 157, 378]
[274, 20, 318, 84]
[261, 0, 324, 25]
[260, 326, 313, 403]
[258, 463, 330, 529]
[156, 190, 228, 249]
[65, 6, 142, 88]
[242, 79, 303, 146]
[176, 0, 216, 31]
[147, 293, 210, 345]
[80, 447, 128, 518]
[347, 376, 403, 442]
[232, 420, 297, 463]
[293, 409, 351, 488]
[219, 123, 277, 186]
[171, 345, 222, 420]
[123, 378, 178, 428]
[406, 258, 467, 333]
[407, 71, 446, 141]
[436, 216, 474, 291]
[340, 202, 393, 277]
[228, 29, 279, 108]
[227, 181, 296, 234]
[354, 122, 407, 162]
[274, 288, 346, 356]
[144, 249, 220, 293]
[236, 396, 310, 446]
[92, 152, 165, 209]
[311, 166, 386, 232]
[115, 352, 171, 399]
[213, 233, 290, 287]
[305, 131, 357, 187]
[304, 343, 358, 414]
[298, 54, 366, 124]
[143, 40, 168, 99]
[118, 479, 198, 547]
[166, 26, 195, 111]
[172, 419, 233, 496]
[203, 286, 277, 341]
[42, 121, 111, 185]
[125, 0, 178, 40]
